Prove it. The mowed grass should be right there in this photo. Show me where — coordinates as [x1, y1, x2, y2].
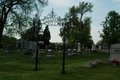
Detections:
[0, 50, 120, 80]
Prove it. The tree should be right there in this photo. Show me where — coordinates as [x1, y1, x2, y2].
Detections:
[21, 13, 43, 41]
[1, 35, 16, 48]
[100, 11, 120, 48]
[59, 1, 93, 47]
[0, 0, 48, 44]
[43, 25, 51, 45]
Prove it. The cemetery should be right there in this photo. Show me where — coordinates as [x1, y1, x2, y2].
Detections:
[1, 0, 120, 80]
[0, 48, 120, 80]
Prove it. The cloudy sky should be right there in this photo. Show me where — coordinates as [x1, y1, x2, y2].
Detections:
[40, 0, 120, 44]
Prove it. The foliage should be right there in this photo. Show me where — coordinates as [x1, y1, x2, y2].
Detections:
[0, 0, 48, 43]
[100, 11, 120, 47]
[50, 42, 56, 50]
[1, 35, 16, 48]
[21, 14, 43, 41]
[43, 25, 51, 45]
[60, 1, 93, 47]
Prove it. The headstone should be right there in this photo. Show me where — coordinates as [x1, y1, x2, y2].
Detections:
[91, 44, 97, 53]
[39, 49, 45, 53]
[72, 48, 78, 55]
[46, 49, 55, 59]
[67, 49, 72, 56]
[99, 45, 101, 50]
[31, 49, 41, 60]
[93, 60, 99, 65]
[101, 42, 109, 53]
[82, 61, 93, 67]
[108, 44, 120, 65]
[85, 47, 88, 51]
[77, 43, 81, 55]
[91, 44, 95, 51]
[5, 44, 13, 53]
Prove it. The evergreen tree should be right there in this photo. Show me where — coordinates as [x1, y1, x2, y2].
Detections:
[43, 25, 51, 45]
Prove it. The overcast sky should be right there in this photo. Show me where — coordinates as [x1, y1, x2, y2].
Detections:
[40, 0, 120, 44]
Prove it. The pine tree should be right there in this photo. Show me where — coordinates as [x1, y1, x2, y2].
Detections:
[43, 25, 51, 45]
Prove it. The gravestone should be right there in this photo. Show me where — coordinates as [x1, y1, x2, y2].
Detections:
[46, 49, 55, 59]
[82, 61, 93, 67]
[85, 47, 88, 51]
[99, 45, 101, 50]
[101, 42, 109, 53]
[72, 48, 78, 55]
[5, 44, 13, 53]
[93, 60, 99, 65]
[91, 44, 97, 53]
[39, 49, 45, 53]
[108, 44, 120, 65]
[91, 44, 95, 51]
[67, 49, 72, 56]
[31, 49, 41, 60]
[77, 43, 81, 55]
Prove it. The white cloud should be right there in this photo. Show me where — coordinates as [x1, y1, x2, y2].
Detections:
[50, 0, 76, 7]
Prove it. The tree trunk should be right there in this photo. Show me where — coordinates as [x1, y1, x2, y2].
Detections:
[0, 21, 4, 44]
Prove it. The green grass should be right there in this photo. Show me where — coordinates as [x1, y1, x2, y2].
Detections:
[0, 50, 119, 80]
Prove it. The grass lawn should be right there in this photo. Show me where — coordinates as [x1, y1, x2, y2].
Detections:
[0, 50, 119, 80]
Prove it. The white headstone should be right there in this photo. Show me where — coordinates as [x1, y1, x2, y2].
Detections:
[85, 47, 88, 51]
[91, 44, 95, 51]
[67, 49, 72, 56]
[31, 49, 41, 60]
[77, 43, 81, 53]
[108, 44, 120, 65]
[99, 45, 101, 50]
[46, 49, 55, 59]
[110, 44, 120, 60]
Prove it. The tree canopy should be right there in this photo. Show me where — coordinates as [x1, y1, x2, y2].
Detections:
[100, 10, 120, 48]
[1, 35, 16, 48]
[0, 0, 48, 44]
[21, 13, 43, 41]
[59, 1, 93, 48]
